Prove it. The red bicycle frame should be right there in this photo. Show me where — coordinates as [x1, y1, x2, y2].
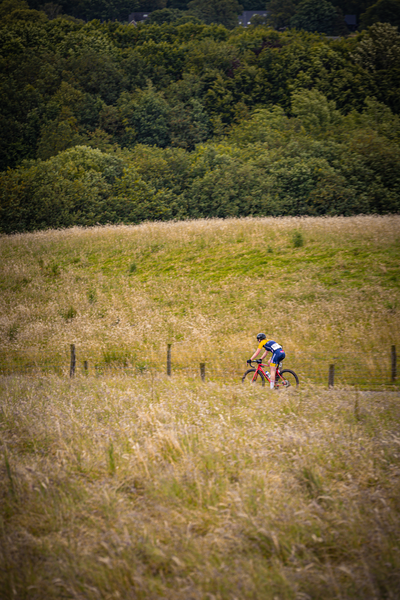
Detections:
[252, 362, 285, 386]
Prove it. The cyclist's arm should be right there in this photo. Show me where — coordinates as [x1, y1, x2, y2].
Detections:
[251, 345, 270, 362]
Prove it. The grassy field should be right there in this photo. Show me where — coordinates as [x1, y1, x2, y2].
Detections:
[0, 216, 400, 598]
[0, 215, 399, 384]
[1, 375, 399, 599]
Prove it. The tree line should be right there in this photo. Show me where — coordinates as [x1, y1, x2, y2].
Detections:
[13, 0, 400, 30]
[1, 3, 400, 232]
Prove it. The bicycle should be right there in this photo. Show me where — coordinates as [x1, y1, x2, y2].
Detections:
[242, 360, 299, 388]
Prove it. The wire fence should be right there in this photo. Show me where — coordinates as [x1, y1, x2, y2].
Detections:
[0, 344, 398, 391]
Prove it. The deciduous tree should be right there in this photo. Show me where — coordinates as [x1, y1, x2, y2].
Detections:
[266, 0, 297, 29]
[360, 0, 400, 28]
[290, 0, 337, 33]
[187, 0, 243, 28]
[118, 84, 171, 147]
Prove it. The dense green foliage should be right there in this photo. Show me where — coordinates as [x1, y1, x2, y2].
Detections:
[360, 0, 400, 28]
[2, 95, 400, 232]
[1, 3, 400, 231]
[187, 0, 244, 29]
[266, 0, 298, 30]
[290, 0, 340, 34]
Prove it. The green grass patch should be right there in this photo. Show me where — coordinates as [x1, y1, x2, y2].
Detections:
[0, 216, 399, 387]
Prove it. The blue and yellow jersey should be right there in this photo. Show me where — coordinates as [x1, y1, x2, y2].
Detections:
[258, 340, 282, 353]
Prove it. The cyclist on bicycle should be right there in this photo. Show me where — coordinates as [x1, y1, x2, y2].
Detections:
[247, 333, 285, 389]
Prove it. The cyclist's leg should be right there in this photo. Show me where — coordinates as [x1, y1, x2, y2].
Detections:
[270, 350, 285, 388]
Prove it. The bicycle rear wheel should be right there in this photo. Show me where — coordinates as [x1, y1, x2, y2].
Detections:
[242, 369, 266, 386]
[277, 369, 299, 388]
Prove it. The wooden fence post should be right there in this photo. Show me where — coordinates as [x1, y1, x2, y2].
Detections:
[200, 362, 205, 382]
[392, 345, 397, 382]
[328, 364, 335, 388]
[70, 344, 76, 378]
[167, 344, 172, 377]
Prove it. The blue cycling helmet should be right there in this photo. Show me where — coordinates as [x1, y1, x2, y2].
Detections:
[256, 333, 267, 341]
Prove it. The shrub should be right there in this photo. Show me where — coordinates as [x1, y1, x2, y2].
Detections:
[292, 231, 304, 247]
[62, 306, 77, 320]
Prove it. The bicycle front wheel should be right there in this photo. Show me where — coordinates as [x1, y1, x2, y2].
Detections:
[278, 369, 299, 388]
[242, 369, 266, 387]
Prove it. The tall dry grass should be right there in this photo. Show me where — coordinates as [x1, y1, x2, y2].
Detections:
[1, 217, 399, 597]
[1, 374, 399, 599]
[0, 216, 399, 385]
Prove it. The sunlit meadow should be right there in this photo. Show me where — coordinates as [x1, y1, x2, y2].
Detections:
[0, 216, 399, 383]
[1, 216, 400, 598]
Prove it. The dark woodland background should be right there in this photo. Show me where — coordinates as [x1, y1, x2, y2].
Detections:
[1, 0, 400, 232]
